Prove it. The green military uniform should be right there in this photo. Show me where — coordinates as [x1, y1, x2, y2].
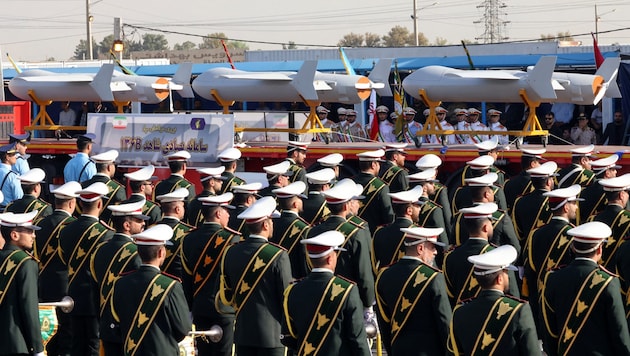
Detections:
[285, 158, 308, 187]
[228, 205, 250, 238]
[124, 193, 162, 226]
[309, 215, 375, 308]
[376, 257, 452, 356]
[58, 214, 114, 356]
[503, 171, 533, 212]
[556, 163, 595, 188]
[301, 191, 329, 225]
[270, 210, 310, 279]
[218, 171, 245, 195]
[451, 208, 521, 255]
[542, 259, 630, 355]
[81, 174, 127, 222]
[417, 197, 450, 248]
[153, 173, 196, 203]
[456, 164, 506, 188]
[379, 160, 409, 193]
[431, 182, 453, 236]
[157, 216, 193, 278]
[0, 244, 45, 355]
[589, 204, 630, 270]
[282, 270, 371, 356]
[352, 172, 394, 235]
[181, 221, 240, 356]
[615, 239, 630, 297]
[5, 194, 53, 222]
[186, 189, 213, 227]
[259, 183, 282, 200]
[218, 236, 292, 355]
[511, 190, 552, 245]
[447, 290, 539, 355]
[451, 185, 508, 214]
[110, 265, 191, 356]
[371, 217, 415, 274]
[35, 209, 76, 356]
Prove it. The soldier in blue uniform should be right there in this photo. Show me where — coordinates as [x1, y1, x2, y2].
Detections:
[9, 132, 31, 175]
[556, 144, 596, 188]
[0, 142, 23, 206]
[187, 166, 225, 227]
[123, 165, 162, 226]
[63, 133, 96, 183]
[217, 147, 246, 195]
[6, 168, 53, 222]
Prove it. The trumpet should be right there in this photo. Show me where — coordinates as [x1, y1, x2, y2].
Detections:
[39, 296, 75, 313]
[188, 325, 223, 343]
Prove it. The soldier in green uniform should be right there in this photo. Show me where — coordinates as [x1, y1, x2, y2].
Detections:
[6, 168, 52, 222]
[415, 153, 452, 236]
[181, 192, 240, 356]
[447, 245, 539, 355]
[217, 147, 246, 195]
[371, 186, 422, 274]
[451, 155, 508, 214]
[541, 222, 630, 355]
[379, 143, 409, 193]
[0, 211, 45, 356]
[352, 149, 394, 235]
[81, 149, 127, 222]
[155, 188, 193, 279]
[218, 196, 292, 356]
[312, 152, 343, 178]
[408, 169, 450, 248]
[503, 148, 545, 212]
[302, 168, 335, 225]
[227, 182, 262, 238]
[153, 150, 196, 203]
[578, 154, 620, 224]
[523, 184, 580, 335]
[556, 144, 596, 188]
[376, 227, 452, 356]
[35, 181, 81, 356]
[108, 224, 192, 356]
[271, 181, 310, 279]
[260, 161, 292, 200]
[187, 166, 225, 227]
[451, 138, 506, 191]
[122, 165, 162, 226]
[58, 182, 114, 356]
[282, 231, 371, 356]
[284, 141, 309, 190]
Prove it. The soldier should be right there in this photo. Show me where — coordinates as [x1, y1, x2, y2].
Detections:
[227, 182, 262, 238]
[334, 107, 348, 142]
[260, 161, 293, 199]
[153, 150, 196, 202]
[63, 133, 96, 183]
[270, 181, 310, 279]
[447, 245, 539, 355]
[428, 106, 456, 145]
[523, 185, 581, 335]
[379, 143, 409, 193]
[375, 105, 397, 143]
[155, 188, 193, 279]
[217, 196, 292, 356]
[181, 192, 240, 356]
[0, 142, 23, 207]
[0, 211, 45, 356]
[463, 107, 489, 144]
[578, 154, 620, 223]
[541, 222, 630, 355]
[408, 169, 450, 248]
[376, 227, 451, 356]
[451, 155, 508, 214]
[81, 149, 126, 222]
[217, 147, 246, 195]
[302, 168, 335, 225]
[284, 141, 309, 188]
[6, 168, 53, 221]
[187, 166, 226, 227]
[503, 148, 545, 212]
[371, 186, 422, 274]
[313, 105, 333, 142]
[282, 231, 371, 355]
[511, 161, 556, 245]
[344, 109, 368, 142]
[399, 107, 423, 144]
[488, 108, 509, 145]
[353, 149, 394, 234]
[108, 224, 192, 355]
[35, 181, 81, 356]
[443, 203, 520, 307]
[415, 154, 452, 233]
[58, 182, 114, 356]
[309, 152, 343, 178]
[9, 132, 30, 175]
[455, 137, 506, 187]
[452, 108, 469, 144]
[122, 165, 162, 226]
[556, 144, 596, 188]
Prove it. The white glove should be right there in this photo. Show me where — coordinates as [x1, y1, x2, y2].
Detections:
[364, 306, 378, 328]
[33, 353, 46, 356]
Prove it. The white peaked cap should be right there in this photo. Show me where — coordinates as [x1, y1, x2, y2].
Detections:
[232, 182, 263, 194]
[306, 168, 336, 185]
[416, 154, 442, 170]
[407, 168, 437, 183]
[300, 230, 346, 258]
[465, 172, 498, 187]
[77, 182, 109, 202]
[357, 149, 385, 162]
[198, 166, 226, 182]
[263, 161, 293, 177]
[568, 221, 611, 253]
[164, 150, 191, 161]
[124, 165, 155, 182]
[91, 149, 119, 164]
[599, 173, 630, 192]
[570, 144, 595, 157]
[17, 168, 45, 184]
[317, 153, 343, 167]
[591, 154, 621, 173]
[199, 192, 234, 207]
[218, 147, 242, 162]
[468, 245, 518, 275]
[322, 178, 363, 204]
[107, 199, 150, 220]
[389, 186, 423, 204]
[237, 196, 279, 223]
[527, 161, 558, 178]
[466, 155, 495, 170]
[0, 210, 41, 230]
[543, 184, 584, 210]
[273, 181, 307, 199]
[133, 224, 174, 246]
[401, 227, 445, 247]
[474, 137, 499, 152]
[459, 202, 498, 219]
[156, 187, 190, 203]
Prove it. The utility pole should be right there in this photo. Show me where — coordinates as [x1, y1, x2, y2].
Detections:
[474, 0, 510, 44]
[86, 0, 93, 60]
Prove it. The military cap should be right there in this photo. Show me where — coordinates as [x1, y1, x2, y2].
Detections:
[317, 153, 343, 167]
[51, 181, 82, 200]
[77, 133, 96, 142]
[322, 178, 363, 204]
[599, 173, 630, 192]
[459, 202, 498, 219]
[305, 168, 336, 185]
[263, 161, 293, 179]
[0, 143, 17, 154]
[570, 144, 596, 157]
[465, 172, 498, 187]
[133, 224, 174, 246]
[401, 227, 446, 247]
[337, 107, 348, 115]
[577, 112, 588, 120]
[390, 112, 399, 120]
[435, 106, 448, 114]
[403, 107, 417, 115]
[91, 149, 119, 164]
[466, 155, 495, 170]
[300, 230, 346, 258]
[8, 133, 31, 144]
[591, 154, 621, 174]
[0, 211, 41, 230]
[407, 168, 437, 183]
[346, 109, 357, 116]
[17, 168, 45, 184]
[487, 109, 502, 116]
[287, 141, 310, 153]
[543, 184, 584, 210]
[164, 150, 191, 162]
[422, 109, 431, 117]
[108, 199, 150, 220]
[389, 186, 423, 205]
[376, 105, 389, 113]
[521, 147, 546, 159]
[77, 182, 109, 202]
[199, 192, 234, 208]
[454, 108, 468, 115]
[474, 137, 499, 152]
[527, 161, 558, 178]
[468, 245, 518, 275]
[273, 181, 307, 199]
[415, 154, 442, 170]
[217, 147, 242, 162]
[232, 182, 263, 195]
[357, 149, 385, 162]
[316, 106, 330, 114]
[198, 166, 226, 182]
[237, 196, 280, 223]
[468, 108, 481, 115]
[384, 143, 408, 154]
[124, 165, 156, 182]
[568, 221, 611, 252]
[156, 187, 190, 203]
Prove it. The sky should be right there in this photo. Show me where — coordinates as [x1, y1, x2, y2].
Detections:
[1, 0, 629, 62]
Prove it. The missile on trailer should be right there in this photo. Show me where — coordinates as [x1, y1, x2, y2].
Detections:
[551, 57, 621, 105]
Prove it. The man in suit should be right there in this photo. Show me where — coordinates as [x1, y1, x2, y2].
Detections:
[282, 231, 371, 356]
[217, 147, 246, 195]
[153, 150, 196, 202]
[447, 245, 539, 355]
[81, 149, 126, 222]
[63, 133, 96, 183]
[541, 222, 630, 355]
[352, 149, 394, 234]
[123, 165, 162, 226]
[6, 168, 53, 222]
[187, 166, 225, 227]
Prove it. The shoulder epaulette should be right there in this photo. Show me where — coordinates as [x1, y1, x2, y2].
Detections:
[119, 270, 136, 277]
[422, 262, 442, 273]
[100, 220, 115, 231]
[267, 240, 287, 251]
[347, 219, 366, 229]
[598, 264, 619, 277]
[26, 250, 39, 263]
[161, 271, 182, 282]
[503, 294, 527, 303]
[111, 179, 124, 186]
[290, 277, 305, 285]
[223, 226, 242, 235]
[179, 221, 195, 229]
[458, 297, 475, 305]
[296, 215, 310, 225]
[489, 242, 499, 248]
[549, 264, 567, 272]
[336, 274, 357, 285]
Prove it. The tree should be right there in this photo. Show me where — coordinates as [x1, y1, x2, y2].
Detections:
[73, 39, 99, 60]
[199, 32, 228, 49]
[364, 32, 381, 47]
[433, 37, 448, 46]
[382, 26, 414, 47]
[228, 41, 249, 50]
[142, 33, 168, 51]
[174, 41, 197, 51]
[540, 31, 574, 42]
[283, 41, 297, 50]
[416, 32, 429, 46]
[99, 35, 115, 55]
[338, 32, 364, 47]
